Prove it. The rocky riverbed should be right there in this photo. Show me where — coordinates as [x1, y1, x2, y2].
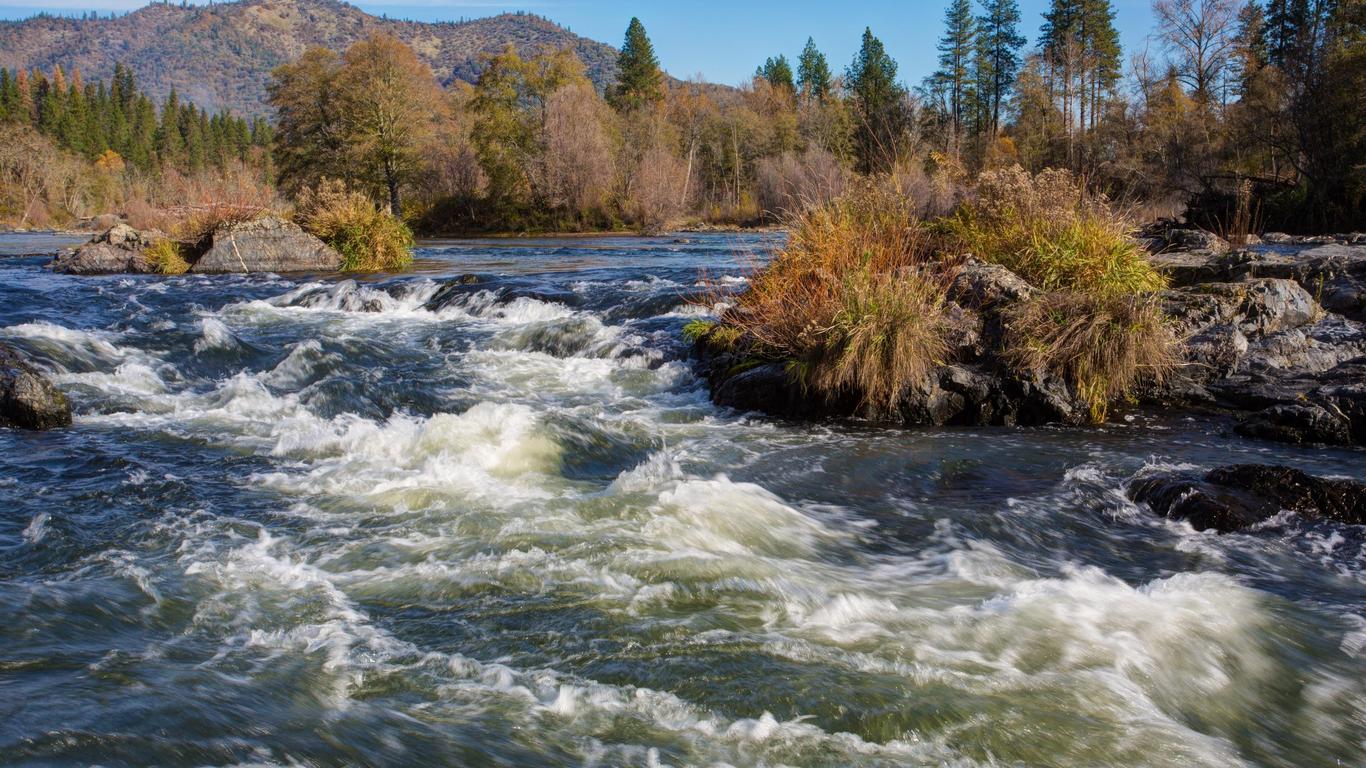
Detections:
[696, 231, 1366, 447]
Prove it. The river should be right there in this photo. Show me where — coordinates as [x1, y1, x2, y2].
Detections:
[1, 232, 1362, 767]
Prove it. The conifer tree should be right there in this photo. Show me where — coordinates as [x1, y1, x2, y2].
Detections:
[610, 17, 665, 111]
[847, 27, 907, 173]
[933, 0, 977, 142]
[977, 0, 1026, 136]
[758, 55, 795, 92]
[797, 37, 833, 102]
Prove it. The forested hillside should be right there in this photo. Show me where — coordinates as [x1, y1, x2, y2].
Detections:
[0, 0, 620, 117]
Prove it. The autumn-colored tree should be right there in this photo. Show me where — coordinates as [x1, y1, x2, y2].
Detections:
[336, 34, 445, 215]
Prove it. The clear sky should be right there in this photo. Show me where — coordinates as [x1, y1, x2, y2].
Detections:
[0, 0, 1160, 87]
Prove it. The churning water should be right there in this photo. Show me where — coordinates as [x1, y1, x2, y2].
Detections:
[1, 232, 1363, 767]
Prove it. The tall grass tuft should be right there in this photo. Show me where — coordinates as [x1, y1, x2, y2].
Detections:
[296, 179, 414, 272]
[718, 183, 955, 413]
[948, 167, 1166, 298]
[145, 238, 190, 275]
[1003, 292, 1178, 422]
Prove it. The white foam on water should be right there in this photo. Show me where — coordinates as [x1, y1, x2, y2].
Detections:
[0, 321, 134, 371]
[194, 317, 239, 353]
[22, 512, 49, 544]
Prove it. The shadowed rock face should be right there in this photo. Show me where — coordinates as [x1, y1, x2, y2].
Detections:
[0, 343, 71, 430]
[190, 217, 341, 274]
[1128, 464, 1366, 532]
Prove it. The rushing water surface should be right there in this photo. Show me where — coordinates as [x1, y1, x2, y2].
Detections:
[1, 232, 1363, 767]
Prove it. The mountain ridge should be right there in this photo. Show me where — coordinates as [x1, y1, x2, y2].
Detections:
[0, 0, 624, 118]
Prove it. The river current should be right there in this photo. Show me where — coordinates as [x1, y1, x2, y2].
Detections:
[1, 232, 1363, 767]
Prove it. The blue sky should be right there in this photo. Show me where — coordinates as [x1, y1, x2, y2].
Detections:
[0, 0, 1160, 87]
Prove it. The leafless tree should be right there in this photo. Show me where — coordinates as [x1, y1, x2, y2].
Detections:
[1153, 0, 1240, 105]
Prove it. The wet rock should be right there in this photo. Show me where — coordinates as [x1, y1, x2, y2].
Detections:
[1235, 403, 1353, 445]
[711, 362, 842, 418]
[1128, 464, 1366, 532]
[0, 343, 72, 430]
[1229, 357, 1366, 445]
[50, 223, 162, 275]
[191, 217, 341, 274]
[898, 364, 1087, 427]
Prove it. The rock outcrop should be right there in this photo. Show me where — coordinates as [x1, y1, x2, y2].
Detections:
[50, 217, 343, 276]
[1151, 244, 1366, 321]
[1128, 464, 1366, 532]
[695, 237, 1366, 443]
[190, 217, 342, 274]
[50, 223, 161, 275]
[695, 256, 1090, 427]
[0, 343, 72, 430]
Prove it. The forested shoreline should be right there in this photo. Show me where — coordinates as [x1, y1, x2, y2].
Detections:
[1, 0, 1362, 236]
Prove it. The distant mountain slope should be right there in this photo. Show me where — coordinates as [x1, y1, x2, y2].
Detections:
[0, 0, 622, 117]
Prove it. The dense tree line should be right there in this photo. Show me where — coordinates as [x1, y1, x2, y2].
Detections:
[0, 62, 274, 227]
[0, 63, 272, 175]
[914, 0, 1362, 230]
[7, 3, 1357, 233]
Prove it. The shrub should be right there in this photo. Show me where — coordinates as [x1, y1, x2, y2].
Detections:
[145, 238, 191, 275]
[1003, 292, 1178, 423]
[296, 179, 414, 272]
[717, 183, 954, 413]
[948, 167, 1166, 298]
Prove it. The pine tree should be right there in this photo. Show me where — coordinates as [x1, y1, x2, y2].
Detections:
[1081, 0, 1121, 130]
[977, 0, 1026, 136]
[797, 37, 832, 102]
[758, 55, 795, 92]
[157, 89, 184, 166]
[847, 27, 907, 173]
[610, 17, 665, 111]
[934, 0, 977, 143]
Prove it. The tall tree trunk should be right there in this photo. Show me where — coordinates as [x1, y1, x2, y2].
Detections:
[386, 158, 401, 217]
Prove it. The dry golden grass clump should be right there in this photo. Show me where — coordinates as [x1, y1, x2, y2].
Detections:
[696, 167, 1180, 424]
[145, 238, 191, 275]
[1003, 292, 1178, 422]
[717, 183, 955, 413]
[948, 166, 1166, 298]
[295, 179, 414, 273]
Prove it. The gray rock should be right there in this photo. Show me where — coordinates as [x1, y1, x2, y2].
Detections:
[1224, 244, 1366, 320]
[1158, 226, 1234, 254]
[949, 256, 1036, 310]
[190, 217, 342, 274]
[0, 342, 72, 430]
[50, 223, 163, 275]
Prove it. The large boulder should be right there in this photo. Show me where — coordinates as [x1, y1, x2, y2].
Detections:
[0, 343, 72, 430]
[1128, 464, 1366, 532]
[50, 223, 161, 275]
[190, 217, 342, 274]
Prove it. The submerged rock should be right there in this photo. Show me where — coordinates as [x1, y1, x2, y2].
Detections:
[191, 217, 341, 274]
[0, 343, 72, 430]
[1129, 464, 1366, 532]
[50, 223, 161, 275]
